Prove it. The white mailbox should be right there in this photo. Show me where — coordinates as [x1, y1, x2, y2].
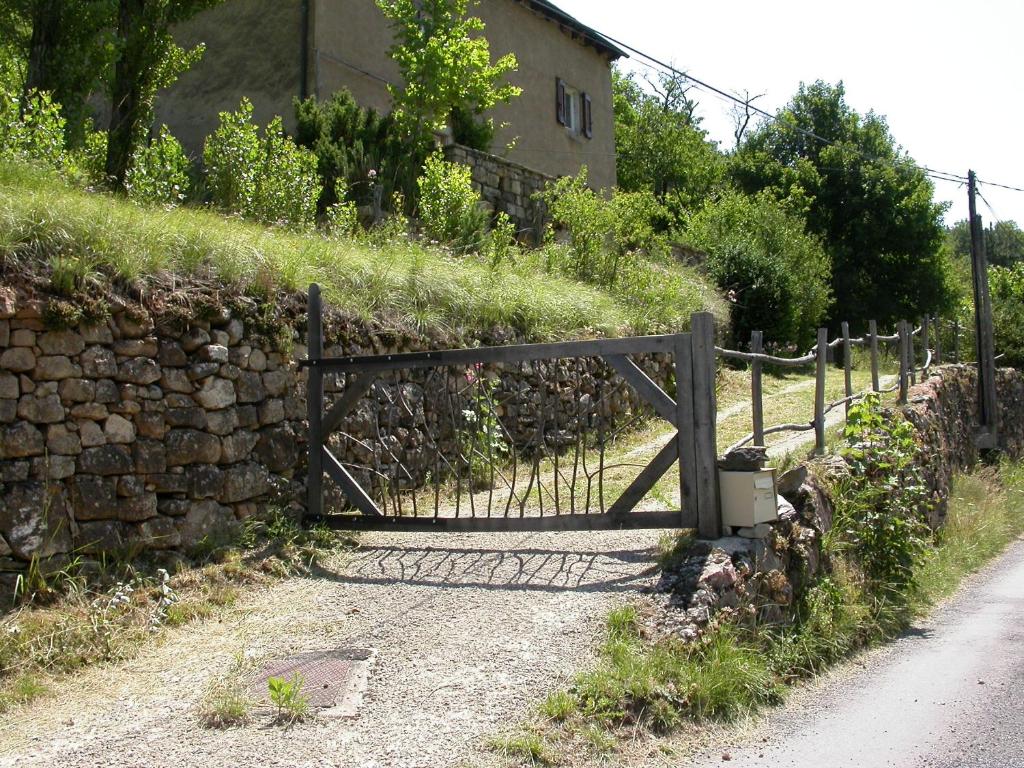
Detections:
[719, 468, 778, 529]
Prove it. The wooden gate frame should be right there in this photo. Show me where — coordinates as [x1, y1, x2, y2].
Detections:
[302, 285, 721, 537]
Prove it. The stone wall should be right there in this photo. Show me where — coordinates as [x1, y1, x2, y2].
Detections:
[0, 285, 666, 591]
[443, 143, 552, 243]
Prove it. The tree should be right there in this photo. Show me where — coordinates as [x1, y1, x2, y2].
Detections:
[613, 68, 723, 220]
[946, 218, 1024, 268]
[1, 0, 115, 146]
[105, 0, 218, 192]
[731, 81, 952, 330]
[375, 0, 520, 154]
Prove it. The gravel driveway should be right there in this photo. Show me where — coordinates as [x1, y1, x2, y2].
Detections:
[0, 527, 665, 768]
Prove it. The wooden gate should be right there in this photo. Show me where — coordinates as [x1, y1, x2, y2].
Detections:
[302, 285, 721, 537]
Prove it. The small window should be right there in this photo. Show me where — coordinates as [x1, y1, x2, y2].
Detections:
[556, 77, 592, 139]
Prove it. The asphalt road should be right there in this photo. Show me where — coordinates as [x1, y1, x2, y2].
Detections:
[692, 536, 1024, 768]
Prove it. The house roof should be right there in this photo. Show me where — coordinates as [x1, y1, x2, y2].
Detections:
[516, 0, 629, 61]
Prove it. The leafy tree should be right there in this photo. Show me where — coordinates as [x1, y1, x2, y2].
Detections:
[731, 81, 952, 330]
[0, 0, 115, 147]
[375, 0, 520, 153]
[613, 68, 723, 219]
[105, 0, 220, 192]
[989, 263, 1024, 368]
[685, 190, 832, 348]
[946, 219, 1024, 269]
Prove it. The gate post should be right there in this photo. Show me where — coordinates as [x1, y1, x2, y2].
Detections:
[306, 284, 324, 518]
[674, 333, 698, 529]
[690, 312, 720, 539]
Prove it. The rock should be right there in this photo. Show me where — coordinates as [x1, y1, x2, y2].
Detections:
[94, 379, 119, 403]
[0, 483, 73, 558]
[737, 523, 773, 539]
[158, 498, 191, 516]
[235, 371, 265, 403]
[10, 329, 35, 346]
[78, 420, 106, 447]
[135, 412, 166, 440]
[1, 347, 36, 372]
[17, 393, 64, 423]
[34, 355, 82, 381]
[180, 327, 211, 353]
[256, 424, 300, 473]
[165, 407, 208, 430]
[248, 348, 268, 371]
[112, 338, 158, 357]
[133, 439, 167, 474]
[117, 357, 161, 385]
[717, 446, 768, 471]
[225, 318, 244, 345]
[160, 368, 192, 394]
[75, 520, 125, 554]
[38, 330, 85, 356]
[81, 346, 118, 378]
[1, 460, 30, 482]
[1, 422, 44, 458]
[117, 493, 158, 522]
[81, 323, 113, 344]
[0, 399, 15, 423]
[220, 430, 259, 464]
[117, 475, 146, 497]
[166, 429, 221, 465]
[151, 473, 188, 495]
[0, 372, 18, 399]
[263, 370, 291, 397]
[180, 500, 238, 548]
[115, 310, 153, 338]
[0, 287, 14, 318]
[136, 517, 181, 549]
[0, 534, 10, 557]
[200, 344, 229, 364]
[699, 557, 739, 590]
[59, 378, 96, 403]
[777, 495, 797, 521]
[104, 413, 136, 444]
[220, 463, 270, 503]
[41, 454, 75, 480]
[777, 465, 808, 498]
[70, 476, 118, 520]
[188, 465, 224, 498]
[47, 424, 82, 455]
[205, 408, 239, 436]
[158, 341, 188, 367]
[77, 445, 132, 475]
[194, 377, 235, 410]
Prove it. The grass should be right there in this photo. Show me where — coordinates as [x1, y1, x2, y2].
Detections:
[198, 652, 254, 729]
[492, 460, 1024, 765]
[0, 161, 724, 340]
[489, 731, 558, 766]
[0, 509, 353, 715]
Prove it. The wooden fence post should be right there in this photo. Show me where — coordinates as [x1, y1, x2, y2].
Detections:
[908, 322, 917, 386]
[898, 321, 909, 404]
[306, 284, 324, 518]
[935, 316, 943, 364]
[922, 316, 931, 377]
[953, 318, 960, 363]
[841, 321, 852, 415]
[750, 330, 764, 446]
[814, 327, 828, 456]
[869, 319, 880, 392]
[674, 333, 698, 529]
[690, 312, 720, 539]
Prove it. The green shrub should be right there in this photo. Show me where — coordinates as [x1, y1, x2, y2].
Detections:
[990, 263, 1024, 368]
[203, 98, 321, 227]
[125, 125, 192, 205]
[293, 90, 415, 213]
[0, 88, 68, 170]
[685, 190, 832, 348]
[416, 150, 486, 250]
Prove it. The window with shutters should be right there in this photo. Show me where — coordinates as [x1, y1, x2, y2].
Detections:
[555, 78, 592, 139]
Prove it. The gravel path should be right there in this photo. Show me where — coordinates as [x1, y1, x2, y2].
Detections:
[0, 528, 665, 768]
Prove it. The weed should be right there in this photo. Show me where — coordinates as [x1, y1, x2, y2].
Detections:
[538, 690, 576, 722]
[488, 731, 556, 766]
[199, 652, 252, 728]
[268, 673, 310, 725]
[0, 672, 48, 713]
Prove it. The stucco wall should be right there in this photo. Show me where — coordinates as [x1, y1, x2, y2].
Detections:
[165, 0, 618, 186]
[155, 0, 305, 157]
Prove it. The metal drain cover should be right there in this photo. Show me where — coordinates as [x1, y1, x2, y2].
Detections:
[248, 647, 375, 716]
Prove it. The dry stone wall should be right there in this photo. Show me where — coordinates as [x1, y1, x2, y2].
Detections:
[443, 143, 552, 243]
[0, 285, 666, 591]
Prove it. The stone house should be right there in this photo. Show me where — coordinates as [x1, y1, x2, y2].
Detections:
[156, 0, 626, 192]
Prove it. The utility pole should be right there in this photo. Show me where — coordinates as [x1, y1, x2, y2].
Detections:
[967, 170, 999, 448]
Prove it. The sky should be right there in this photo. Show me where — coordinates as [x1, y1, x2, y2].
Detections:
[553, 0, 1024, 227]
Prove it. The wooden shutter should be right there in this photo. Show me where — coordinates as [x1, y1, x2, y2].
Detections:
[582, 93, 593, 138]
[556, 78, 566, 125]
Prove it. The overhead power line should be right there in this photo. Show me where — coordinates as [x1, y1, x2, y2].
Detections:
[592, 28, 1024, 194]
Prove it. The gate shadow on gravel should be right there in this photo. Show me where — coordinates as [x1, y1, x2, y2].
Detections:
[309, 544, 660, 593]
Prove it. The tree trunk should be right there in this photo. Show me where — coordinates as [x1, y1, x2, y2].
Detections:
[23, 0, 62, 101]
[105, 0, 146, 193]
